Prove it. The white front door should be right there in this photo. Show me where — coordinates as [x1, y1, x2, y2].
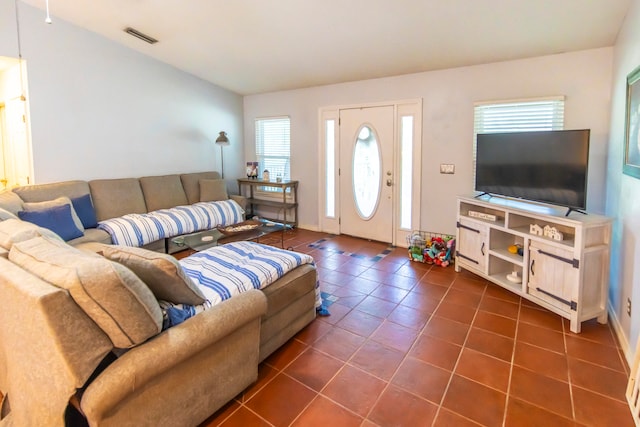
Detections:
[339, 106, 394, 242]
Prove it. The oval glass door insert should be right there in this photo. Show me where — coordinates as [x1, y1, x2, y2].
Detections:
[352, 125, 381, 219]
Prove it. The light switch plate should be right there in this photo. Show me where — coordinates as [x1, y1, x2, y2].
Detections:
[440, 163, 455, 174]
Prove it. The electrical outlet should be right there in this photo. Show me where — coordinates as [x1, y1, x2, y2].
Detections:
[627, 298, 632, 316]
[440, 163, 455, 174]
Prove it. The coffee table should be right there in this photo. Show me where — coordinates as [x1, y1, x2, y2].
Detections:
[172, 219, 287, 252]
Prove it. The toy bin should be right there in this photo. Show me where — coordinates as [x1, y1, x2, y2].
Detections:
[407, 231, 456, 267]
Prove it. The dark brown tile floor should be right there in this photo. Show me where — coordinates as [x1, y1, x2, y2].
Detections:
[201, 229, 633, 427]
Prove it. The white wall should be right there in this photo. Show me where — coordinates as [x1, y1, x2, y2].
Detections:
[0, 0, 244, 185]
[606, 0, 640, 362]
[244, 48, 613, 232]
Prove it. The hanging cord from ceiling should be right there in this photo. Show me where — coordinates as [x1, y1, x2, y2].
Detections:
[11, 0, 52, 101]
[13, 0, 26, 102]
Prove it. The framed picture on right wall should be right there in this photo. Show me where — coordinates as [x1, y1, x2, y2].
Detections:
[624, 65, 640, 179]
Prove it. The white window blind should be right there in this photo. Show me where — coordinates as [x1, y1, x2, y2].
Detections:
[474, 97, 565, 134]
[473, 97, 565, 181]
[255, 116, 291, 186]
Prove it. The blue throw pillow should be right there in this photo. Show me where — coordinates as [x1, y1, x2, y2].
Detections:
[18, 204, 84, 241]
[71, 194, 98, 228]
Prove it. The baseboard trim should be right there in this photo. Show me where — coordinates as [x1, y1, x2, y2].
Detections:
[297, 223, 319, 231]
[609, 301, 633, 367]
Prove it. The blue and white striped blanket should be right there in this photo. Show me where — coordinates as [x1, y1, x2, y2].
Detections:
[97, 200, 244, 247]
[160, 241, 316, 328]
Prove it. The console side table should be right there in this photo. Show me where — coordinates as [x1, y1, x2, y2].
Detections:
[237, 178, 298, 227]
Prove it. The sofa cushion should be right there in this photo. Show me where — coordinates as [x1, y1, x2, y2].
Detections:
[0, 257, 113, 427]
[9, 236, 163, 348]
[0, 190, 23, 215]
[89, 178, 148, 221]
[71, 194, 99, 228]
[23, 196, 85, 232]
[102, 245, 206, 305]
[12, 180, 90, 202]
[180, 172, 221, 204]
[199, 179, 228, 202]
[0, 206, 18, 221]
[139, 175, 188, 212]
[18, 204, 85, 241]
[0, 218, 64, 250]
[67, 227, 113, 246]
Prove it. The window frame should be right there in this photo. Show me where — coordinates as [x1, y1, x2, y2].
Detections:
[254, 116, 291, 196]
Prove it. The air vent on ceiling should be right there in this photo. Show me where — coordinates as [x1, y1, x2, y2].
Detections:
[124, 27, 158, 44]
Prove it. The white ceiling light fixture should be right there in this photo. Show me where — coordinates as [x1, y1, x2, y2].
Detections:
[45, 0, 52, 24]
[124, 27, 158, 45]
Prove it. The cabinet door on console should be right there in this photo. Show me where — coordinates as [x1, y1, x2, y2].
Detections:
[456, 218, 488, 273]
[527, 241, 579, 313]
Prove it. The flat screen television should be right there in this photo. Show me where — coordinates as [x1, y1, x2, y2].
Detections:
[475, 129, 590, 212]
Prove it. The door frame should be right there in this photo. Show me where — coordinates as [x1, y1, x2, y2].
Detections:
[318, 99, 422, 246]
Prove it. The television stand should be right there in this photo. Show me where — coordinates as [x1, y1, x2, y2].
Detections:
[474, 192, 491, 199]
[565, 207, 587, 217]
[455, 195, 612, 333]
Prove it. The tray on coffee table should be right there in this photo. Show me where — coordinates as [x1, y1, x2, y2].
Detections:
[172, 219, 286, 252]
[216, 219, 262, 235]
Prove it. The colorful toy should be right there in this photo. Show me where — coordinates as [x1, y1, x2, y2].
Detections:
[508, 244, 524, 256]
[408, 232, 426, 262]
[407, 233, 455, 267]
[424, 236, 455, 267]
[410, 245, 424, 262]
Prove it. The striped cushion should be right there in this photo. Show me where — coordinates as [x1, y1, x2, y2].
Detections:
[98, 200, 244, 247]
[160, 242, 317, 329]
[180, 241, 314, 307]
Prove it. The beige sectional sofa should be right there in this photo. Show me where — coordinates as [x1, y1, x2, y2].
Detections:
[5, 171, 246, 253]
[0, 171, 317, 427]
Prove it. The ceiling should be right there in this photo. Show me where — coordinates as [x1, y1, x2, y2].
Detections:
[20, 0, 631, 95]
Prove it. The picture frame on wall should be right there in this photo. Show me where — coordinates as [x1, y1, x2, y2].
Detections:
[624, 65, 640, 179]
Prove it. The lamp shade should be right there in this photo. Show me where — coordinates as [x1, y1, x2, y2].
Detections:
[215, 131, 230, 146]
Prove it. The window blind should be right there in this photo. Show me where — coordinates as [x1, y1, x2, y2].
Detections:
[474, 97, 565, 135]
[255, 116, 291, 183]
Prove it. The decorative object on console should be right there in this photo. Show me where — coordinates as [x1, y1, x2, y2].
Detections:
[506, 270, 522, 283]
[508, 244, 524, 256]
[262, 170, 270, 181]
[624, 64, 640, 179]
[529, 224, 543, 236]
[468, 210, 497, 221]
[246, 162, 258, 179]
[543, 225, 564, 241]
[215, 131, 230, 179]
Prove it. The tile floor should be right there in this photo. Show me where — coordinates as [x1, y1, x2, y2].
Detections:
[200, 229, 634, 427]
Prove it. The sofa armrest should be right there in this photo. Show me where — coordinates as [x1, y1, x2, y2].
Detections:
[229, 194, 247, 211]
[80, 289, 266, 421]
